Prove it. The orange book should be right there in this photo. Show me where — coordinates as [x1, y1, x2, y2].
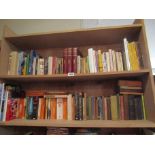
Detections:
[50, 98, 57, 119]
[40, 98, 45, 119]
[63, 98, 67, 120]
[18, 98, 25, 119]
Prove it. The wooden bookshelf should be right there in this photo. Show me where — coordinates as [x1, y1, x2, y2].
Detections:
[0, 19, 155, 130]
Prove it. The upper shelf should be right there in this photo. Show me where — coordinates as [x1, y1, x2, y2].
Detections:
[0, 69, 149, 82]
[5, 24, 142, 50]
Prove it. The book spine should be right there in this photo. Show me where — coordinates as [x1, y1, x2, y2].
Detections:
[63, 98, 67, 120]
[63, 48, 68, 74]
[83, 93, 87, 120]
[141, 95, 146, 120]
[123, 38, 130, 71]
[67, 94, 73, 120]
[104, 97, 108, 120]
[67, 48, 72, 73]
[72, 48, 77, 73]
[57, 98, 63, 120]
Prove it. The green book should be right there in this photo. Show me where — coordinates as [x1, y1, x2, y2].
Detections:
[141, 95, 146, 120]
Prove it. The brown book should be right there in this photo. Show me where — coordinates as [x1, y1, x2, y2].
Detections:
[50, 98, 57, 119]
[67, 48, 72, 73]
[118, 80, 142, 87]
[106, 97, 111, 120]
[72, 47, 77, 73]
[123, 94, 129, 120]
[119, 95, 125, 120]
[63, 48, 68, 74]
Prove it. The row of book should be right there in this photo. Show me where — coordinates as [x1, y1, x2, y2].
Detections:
[0, 81, 146, 121]
[7, 38, 143, 75]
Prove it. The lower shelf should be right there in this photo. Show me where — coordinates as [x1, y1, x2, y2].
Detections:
[0, 119, 155, 128]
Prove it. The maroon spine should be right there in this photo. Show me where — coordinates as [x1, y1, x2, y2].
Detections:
[67, 48, 72, 73]
[72, 48, 77, 73]
[63, 48, 68, 74]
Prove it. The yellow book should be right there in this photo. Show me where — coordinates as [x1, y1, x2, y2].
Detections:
[110, 95, 118, 120]
[131, 42, 140, 70]
[98, 50, 103, 72]
[128, 42, 140, 71]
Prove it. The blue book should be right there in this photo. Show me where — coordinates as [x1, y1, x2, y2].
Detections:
[17, 51, 24, 75]
[0, 83, 5, 121]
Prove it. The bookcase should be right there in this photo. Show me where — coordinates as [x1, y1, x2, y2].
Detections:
[0, 19, 155, 130]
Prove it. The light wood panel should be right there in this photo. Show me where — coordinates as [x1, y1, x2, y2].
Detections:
[0, 70, 149, 82]
[0, 119, 155, 128]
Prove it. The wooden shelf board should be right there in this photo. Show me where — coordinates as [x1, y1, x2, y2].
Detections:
[0, 70, 149, 82]
[0, 119, 155, 128]
[5, 24, 142, 49]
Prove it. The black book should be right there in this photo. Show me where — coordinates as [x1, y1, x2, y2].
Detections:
[128, 95, 136, 120]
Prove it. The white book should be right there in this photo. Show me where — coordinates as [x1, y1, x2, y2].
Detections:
[106, 52, 110, 72]
[109, 49, 113, 72]
[8, 51, 18, 75]
[0, 83, 5, 120]
[2, 91, 8, 122]
[123, 38, 130, 71]
[32, 57, 37, 75]
[48, 56, 53, 75]
[93, 50, 97, 73]
[56, 98, 63, 120]
[88, 48, 94, 73]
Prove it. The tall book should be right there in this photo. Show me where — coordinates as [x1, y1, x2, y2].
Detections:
[72, 48, 77, 73]
[63, 48, 68, 74]
[123, 38, 130, 71]
[110, 95, 118, 120]
[67, 48, 72, 73]
[56, 98, 63, 120]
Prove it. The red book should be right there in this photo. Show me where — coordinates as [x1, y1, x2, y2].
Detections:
[72, 48, 77, 73]
[63, 48, 68, 74]
[67, 48, 72, 73]
[6, 99, 12, 121]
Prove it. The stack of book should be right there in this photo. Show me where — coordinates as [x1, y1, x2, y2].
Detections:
[118, 80, 143, 95]
[117, 80, 146, 120]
